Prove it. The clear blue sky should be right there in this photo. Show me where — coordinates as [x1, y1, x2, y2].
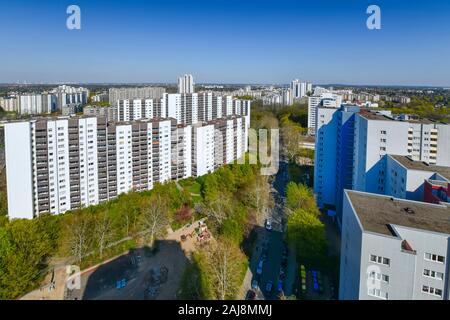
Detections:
[1, 0, 449, 86]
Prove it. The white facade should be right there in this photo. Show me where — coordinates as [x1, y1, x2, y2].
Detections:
[308, 92, 342, 135]
[340, 190, 450, 300]
[314, 107, 450, 222]
[19, 94, 43, 115]
[4, 122, 34, 219]
[178, 74, 194, 94]
[192, 124, 215, 177]
[117, 93, 251, 126]
[0, 96, 19, 112]
[4, 113, 249, 219]
[290, 79, 312, 99]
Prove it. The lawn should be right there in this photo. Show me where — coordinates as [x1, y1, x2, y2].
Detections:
[179, 178, 203, 203]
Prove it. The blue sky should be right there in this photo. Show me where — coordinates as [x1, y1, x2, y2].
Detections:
[0, 0, 449, 86]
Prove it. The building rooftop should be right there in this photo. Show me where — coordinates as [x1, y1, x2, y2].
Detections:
[347, 190, 450, 236]
[358, 109, 441, 124]
[358, 109, 394, 121]
[390, 155, 450, 181]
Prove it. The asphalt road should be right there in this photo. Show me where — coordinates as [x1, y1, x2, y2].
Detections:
[247, 159, 293, 300]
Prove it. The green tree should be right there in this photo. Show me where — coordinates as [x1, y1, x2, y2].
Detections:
[285, 182, 318, 215]
[0, 218, 54, 299]
[286, 208, 327, 267]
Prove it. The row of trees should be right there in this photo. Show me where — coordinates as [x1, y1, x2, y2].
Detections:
[0, 160, 271, 299]
[285, 182, 327, 268]
[180, 162, 272, 300]
[0, 181, 192, 299]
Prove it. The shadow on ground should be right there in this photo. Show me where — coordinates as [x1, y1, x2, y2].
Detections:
[77, 240, 189, 300]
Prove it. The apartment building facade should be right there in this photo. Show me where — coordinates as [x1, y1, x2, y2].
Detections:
[5, 114, 249, 219]
[178, 74, 194, 94]
[117, 93, 251, 126]
[384, 154, 449, 204]
[339, 190, 450, 300]
[108, 86, 166, 106]
[308, 91, 342, 135]
[314, 106, 450, 225]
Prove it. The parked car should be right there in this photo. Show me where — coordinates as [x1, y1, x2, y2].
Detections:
[246, 290, 256, 300]
[265, 281, 273, 294]
[256, 260, 264, 275]
[277, 280, 283, 292]
[261, 252, 267, 262]
[251, 279, 259, 290]
[265, 219, 272, 231]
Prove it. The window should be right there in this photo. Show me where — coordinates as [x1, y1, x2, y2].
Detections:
[425, 253, 445, 264]
[369, 271, 390, 283]
[423, 269, 444, 280]
[422, 285, 442, 298]
[370, 254, 390, 266]
[368, 288, 388, 300]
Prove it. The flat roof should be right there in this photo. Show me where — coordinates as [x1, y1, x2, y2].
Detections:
[390, 155, 450, 181]
[358, 109, 439, 124]
[358, 109, 394, 121]
[346, 190, 450, 236]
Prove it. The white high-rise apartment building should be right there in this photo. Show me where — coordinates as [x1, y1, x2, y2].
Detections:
[308, 92, 342, 135]
[192, 124, 215, 177]
[0, 96, 19, 112]
[19, 94, 43, 115]
[108, 87, 166, 106]
[340, 190, 450, 300]
[51, 85, 89, 110]
[117, 93, 251, 126]
[4, 113, 249, 219]
[5, 117, 178, 218]
[314, 106, 450, 225]
[291, 79, 312, 99]
[178, 74, 194, 94]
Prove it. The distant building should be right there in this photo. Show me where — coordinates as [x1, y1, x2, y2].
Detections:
[61, 103, 82, 116]
[92, 93, 108, 103]
[339, 190, 450, 300]
[290, 79, 312, 99]
[0, 96, 19, 112]
[108, 87, 166, 106]
[117, 93, 251, 126]
[51, 85, 89, 110]
[178, 74, 195, 94]
[308, 91, 342, 135]
[83, 105, 117, 122]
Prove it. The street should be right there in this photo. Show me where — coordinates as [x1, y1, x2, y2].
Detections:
[245, 158, 295, 300]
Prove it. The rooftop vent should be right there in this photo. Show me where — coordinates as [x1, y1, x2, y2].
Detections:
[403, 207, 415, 215]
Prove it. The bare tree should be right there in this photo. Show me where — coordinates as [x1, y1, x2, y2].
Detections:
[205, 192, 232, 227]
[95, 211, 114, 259]
[253, 176, 273, 222]
[204, 239, 246, 300]
[139, 195, 169, 247]
[281, 124, 302, 162]
[62, 211, 94, 264]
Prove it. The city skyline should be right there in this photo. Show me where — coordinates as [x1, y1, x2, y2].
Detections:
[1, 0, 450, 86]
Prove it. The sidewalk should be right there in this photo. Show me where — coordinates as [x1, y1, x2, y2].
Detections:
[283, 244, 297, 297]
